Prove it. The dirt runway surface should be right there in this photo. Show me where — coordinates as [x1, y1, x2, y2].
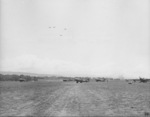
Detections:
[0, 81, 150, 116]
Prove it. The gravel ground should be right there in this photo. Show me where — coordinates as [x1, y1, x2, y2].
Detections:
[0, 81, 150, 116]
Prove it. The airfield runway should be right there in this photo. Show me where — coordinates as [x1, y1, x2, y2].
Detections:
[0, 80, 150, 116]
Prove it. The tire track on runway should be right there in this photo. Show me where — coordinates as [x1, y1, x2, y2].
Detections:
[44, 85, 80, 116]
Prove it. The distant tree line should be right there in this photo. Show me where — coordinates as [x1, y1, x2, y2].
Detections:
[0, 74, 39, 82]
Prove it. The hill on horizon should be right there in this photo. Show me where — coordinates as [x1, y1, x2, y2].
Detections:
[0, 71, 56, 77]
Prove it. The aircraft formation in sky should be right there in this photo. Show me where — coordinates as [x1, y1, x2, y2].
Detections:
[48, 26, 67, 37]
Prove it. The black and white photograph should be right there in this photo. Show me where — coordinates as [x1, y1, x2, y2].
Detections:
[0, 0, 150, 116]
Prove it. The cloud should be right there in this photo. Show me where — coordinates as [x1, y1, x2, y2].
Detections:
[1, 54, 150, 78]
[88, 62, 150, 78]
[0, 54, 89, 76]
[89, 62, 123, 77]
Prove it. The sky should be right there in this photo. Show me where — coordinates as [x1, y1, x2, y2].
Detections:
[0, 0, 150, 78]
